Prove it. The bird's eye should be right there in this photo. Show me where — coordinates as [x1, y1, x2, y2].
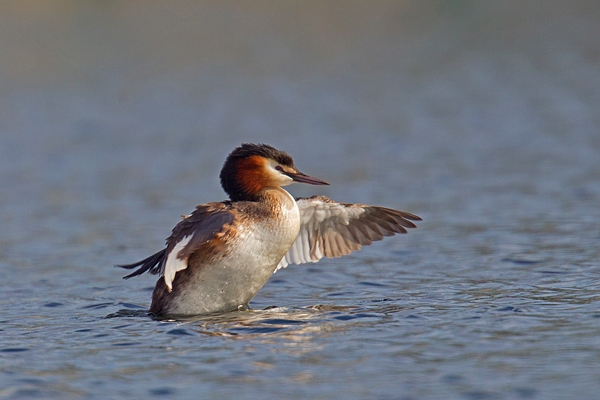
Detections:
[275, 165, 283, 172]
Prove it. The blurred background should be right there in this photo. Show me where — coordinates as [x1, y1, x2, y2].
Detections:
[2, 0, 598, 261]
[1, 1, 600, 398]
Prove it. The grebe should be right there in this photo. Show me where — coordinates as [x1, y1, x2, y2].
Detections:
[117, 143, 420, 316]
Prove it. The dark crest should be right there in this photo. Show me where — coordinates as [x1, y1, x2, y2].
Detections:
[225, 143, 293, 166]
[219, 143, 294, 200]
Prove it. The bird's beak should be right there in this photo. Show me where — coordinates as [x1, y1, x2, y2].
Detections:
[287, 170, 329, 185]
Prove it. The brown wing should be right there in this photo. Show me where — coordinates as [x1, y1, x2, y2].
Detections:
[117, 202, 235, 291]
[276, 196, 420, 270]
[166, 202, 236, 259]
[162, 202, 235, 290]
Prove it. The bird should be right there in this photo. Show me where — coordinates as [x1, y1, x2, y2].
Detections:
[117, 143, 421, 316]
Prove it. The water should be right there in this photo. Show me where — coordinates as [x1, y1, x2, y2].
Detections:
[1, 1, 600, 398]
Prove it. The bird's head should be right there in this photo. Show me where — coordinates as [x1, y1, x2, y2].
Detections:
[220, 143, 329, 201]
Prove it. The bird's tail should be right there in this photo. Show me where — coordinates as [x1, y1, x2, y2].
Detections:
[115, 249, 167, 279]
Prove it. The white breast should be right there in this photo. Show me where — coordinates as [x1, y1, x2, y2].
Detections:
[165, 189, 301, 315]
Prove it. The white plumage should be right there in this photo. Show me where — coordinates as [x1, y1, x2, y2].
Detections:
[163, 234, 192, 291]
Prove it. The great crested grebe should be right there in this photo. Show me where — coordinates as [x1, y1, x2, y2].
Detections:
[117, 143, 421, 316]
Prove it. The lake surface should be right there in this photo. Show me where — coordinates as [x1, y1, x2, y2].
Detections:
[1, 1, 600, 398]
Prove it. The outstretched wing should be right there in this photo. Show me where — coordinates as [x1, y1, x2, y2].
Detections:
[117, 202, 235, 291]
[276, 196, 420, 270]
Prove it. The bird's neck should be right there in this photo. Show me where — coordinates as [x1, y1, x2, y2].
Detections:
[255, 187, 295, 208]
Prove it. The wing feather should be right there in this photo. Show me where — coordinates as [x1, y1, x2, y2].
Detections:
[323, 229, 340, 258]
[162, 204, 235, 290]
[117, 202, 235, 292]
[276, 195, 420, 271]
